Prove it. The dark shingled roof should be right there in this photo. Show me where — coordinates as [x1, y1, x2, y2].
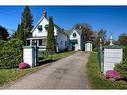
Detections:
[64, 29, 82, 36]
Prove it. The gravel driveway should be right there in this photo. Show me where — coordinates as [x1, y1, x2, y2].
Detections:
[6, 51, 90, 89]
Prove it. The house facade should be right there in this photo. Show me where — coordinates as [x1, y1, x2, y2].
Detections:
[65, 29, 84, 51]
[26, 11, 69, 52]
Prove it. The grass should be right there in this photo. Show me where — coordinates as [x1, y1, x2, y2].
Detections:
[86, 52, 127, 89]
[0, 66, 45, 86]
[38, 51, 75, 63]
[0, 51, 74, 87]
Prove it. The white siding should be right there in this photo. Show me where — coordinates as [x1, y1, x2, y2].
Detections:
[30, 17, 68, 52]
[32, 17, 57, 37]
[104, 49, 123, 73]
[56, 31, 68, 52]
[85, 43, 92, 51]
[69, 30, 81, 51]
[23, 47, 35, 67]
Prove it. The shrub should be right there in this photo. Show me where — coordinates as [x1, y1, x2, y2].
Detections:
[113, 80, 127, 89]
[123, 45, 127, 61]
[0, 49, 22, 68]
[106, 70, 120, 80]
[0, 39, 23, 69]
[18, 62, 30, 69]
[114, 60, 127, 80]
[38, 51, 48, 60]
[42, 51, 48, 59]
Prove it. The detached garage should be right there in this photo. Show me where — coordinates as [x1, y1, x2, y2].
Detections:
[85, 41, 92, 52]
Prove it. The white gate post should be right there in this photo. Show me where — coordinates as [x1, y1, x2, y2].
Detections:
[23, 46, 37, 67]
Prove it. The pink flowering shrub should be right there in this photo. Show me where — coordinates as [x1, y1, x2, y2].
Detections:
[18, 62, 30, 69]
[106, 70, 121, 80]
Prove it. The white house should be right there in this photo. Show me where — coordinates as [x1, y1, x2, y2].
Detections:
[26, 11, 69, 52]
[65, 29, 84, 51]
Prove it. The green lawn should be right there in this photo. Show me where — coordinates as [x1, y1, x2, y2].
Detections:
[0, 51, 74, 87]
[86, 52, 127, 89]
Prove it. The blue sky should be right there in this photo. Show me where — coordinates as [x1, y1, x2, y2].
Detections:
[0, 6, 127, 40]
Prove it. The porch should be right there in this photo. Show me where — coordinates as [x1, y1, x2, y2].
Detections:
[26, 37, 47, 51]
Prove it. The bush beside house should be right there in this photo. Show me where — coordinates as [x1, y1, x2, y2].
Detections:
[0, 39, 23, 69]
[114, 45, 127, 81]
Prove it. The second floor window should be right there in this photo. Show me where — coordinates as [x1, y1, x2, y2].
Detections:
[73, 33, 76, 37]
[37, 25, 42, 32]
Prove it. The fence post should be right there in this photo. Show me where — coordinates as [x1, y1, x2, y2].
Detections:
[99, 38, 104, 72]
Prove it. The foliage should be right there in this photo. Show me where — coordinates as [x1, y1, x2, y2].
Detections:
[87, 52, 113, 89]
[0, 39, 23, 69]
[106, 70, 120, 80]
[38, 51, 74, 63]
[21, 6, 33, 31]
[95, 29, 107, 47]
[42, 51, 48, 59]
[75, 23, 94, 42]
[0, 25, 9, 41]
[114, 45, 127, 80]
[46, 16, 56, 54]
[118, 33, 127, 46]
[14, 6, 33, 44]
[114, 60, 127, 80]
[18, 62, 30, 69]
[113, 80, 127, 89]
[123, 45, 127, 61]
[87, 52, 127, 89]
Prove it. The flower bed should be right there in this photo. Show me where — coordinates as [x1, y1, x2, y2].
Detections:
[106, 70, 120, 80]
[18, 62, 30, 69]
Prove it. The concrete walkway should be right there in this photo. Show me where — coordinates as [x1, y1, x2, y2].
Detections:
[6, 51, 90, 89]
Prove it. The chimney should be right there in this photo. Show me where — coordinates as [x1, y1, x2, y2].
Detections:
[43, 10, 47, 18]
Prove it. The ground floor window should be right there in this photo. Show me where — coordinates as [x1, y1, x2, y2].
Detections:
[38, 39, 47, 46]
[39, 39, 43, 46]
[65, 41, 67, 47]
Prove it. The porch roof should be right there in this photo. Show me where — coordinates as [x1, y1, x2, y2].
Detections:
[26, 36, 47, 40]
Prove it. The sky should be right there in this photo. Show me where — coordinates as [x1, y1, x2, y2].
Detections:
[0, 6, 127, 40]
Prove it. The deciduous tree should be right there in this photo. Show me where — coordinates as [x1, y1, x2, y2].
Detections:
[118, 33, 127, 46]
[0, 25, 9, 41]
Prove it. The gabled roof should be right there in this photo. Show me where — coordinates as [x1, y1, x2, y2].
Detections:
[54, 24, 68, 36]
[31, 16, 68, 36]
[65, 28, 82, 36]
[31, 16, 45, 33]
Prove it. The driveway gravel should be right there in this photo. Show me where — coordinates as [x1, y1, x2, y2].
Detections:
[6, 51, 90, 89]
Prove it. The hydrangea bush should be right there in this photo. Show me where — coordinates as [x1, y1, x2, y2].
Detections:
[18, 62, 30, 69]
[106, 70, 121, 80]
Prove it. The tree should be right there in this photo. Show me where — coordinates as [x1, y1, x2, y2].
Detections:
[95, 29, 107, 47]
[21, 6, 33, 32]
[118, 33, 127, 46]
[0, 25, 9, 40]
[46, 17, 56, 54]
[15, 6, 33, 44]
[13, 24, 20, 38]
[75, 23, 93, 42]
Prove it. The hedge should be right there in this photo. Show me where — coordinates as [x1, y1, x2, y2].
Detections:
[0, 39, 23, 69]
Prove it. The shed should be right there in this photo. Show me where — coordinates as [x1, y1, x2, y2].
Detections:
[85, 41, 92, 52]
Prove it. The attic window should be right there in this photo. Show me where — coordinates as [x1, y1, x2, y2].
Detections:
[73, 33, 76, 37]
[37, 25, 42, 31]
[44, 24, 48, 30]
